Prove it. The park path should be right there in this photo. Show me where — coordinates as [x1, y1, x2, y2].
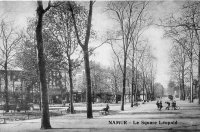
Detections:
[0, 99, 200, 132]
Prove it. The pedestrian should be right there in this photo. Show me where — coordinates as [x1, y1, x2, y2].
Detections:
[172, 100, 176, 110]
[62, 100, 66, 107]
[106, 104, 109, 110]
[159, 101, 163, 111]
[101, 104, 110, 115]
[156, 100, 160, 109]
[165, 101, 170, 110]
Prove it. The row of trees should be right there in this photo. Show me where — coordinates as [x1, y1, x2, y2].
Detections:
[35, 1, 94, 128]
[2, 0, 200, 130]
[0, 1, 161, 129]
[1, 1, 94, 129]
[163, 1, 200, 103]
[88, 59, 159, 104]
[105, 1, 156, 110]
[0, 19, 22, 112]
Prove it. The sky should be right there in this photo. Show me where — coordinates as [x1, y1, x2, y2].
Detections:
[0, 1, 182, 88]
[91, 1, 181, 88]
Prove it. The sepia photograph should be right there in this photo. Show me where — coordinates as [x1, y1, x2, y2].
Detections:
[0, 0, 200, 131]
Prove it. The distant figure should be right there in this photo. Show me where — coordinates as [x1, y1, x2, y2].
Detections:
[66, 103, 71, 113]
[62, 100, 66, 107]
[105, 104, 109, 110]
[159, 101, 163, 111]
[101, 104, 110, 115]
[165, 101, 170, 110]
[156, 100, 159, 109]
[172, 100, 176, 110]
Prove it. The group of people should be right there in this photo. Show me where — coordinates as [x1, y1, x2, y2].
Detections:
[156, 100, 177, 110]
[165, 100, 177, 110]
[156, 100, 163, 110]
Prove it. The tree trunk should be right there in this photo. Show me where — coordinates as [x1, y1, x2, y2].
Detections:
[83, 49, 93, 118]
[180, 80, 183, 100]
[114, 77, 118, 104]
[38, 81, 42, 111]
[181, 69, 185, 100]
[131, 51, 135, 107]
[26, 84, 31, 104]
[143, 79, 145, 100]
[4, 60, 9, 112]
[193, 28, 200, 104]
[142, 72, 145, 101]
[36, 1, 51, 129]
[178, 72, 182, 99]
[198, 42, 200, 104]
[0, 77, 1, 93]
[190, 55, 193, 103]
[198, 48, 200, 104]
[131, 78, 134, 107]
[32, 84, 34, 103]
[58, 71, 64, 100]
[150, 71, 154, 100]
[127, 79, 130, 102]
[68, 56, 74, 114]
[69, 1, 94, 118]
[134, 68, 138, 102]
[121, 56, 127, 111]
[115, 95, 118, 104]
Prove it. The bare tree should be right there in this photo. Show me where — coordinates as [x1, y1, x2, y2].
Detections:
[69, 1, 94, 118]
[165, 27, 196, 101]
[137, 44, 154, 101]
[107, 1, 149, 111]
[44, 2, 84, 114]
[129, 23, 151, 106]
[0, 19, 21, 112]
[133, 42, 147, 102]
[109, 57, 121, 103]
[170, 43, 189, 100]
[161, 1, 200, 103]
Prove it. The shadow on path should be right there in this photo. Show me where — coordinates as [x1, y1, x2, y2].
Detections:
[117, 112, 181, 115]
